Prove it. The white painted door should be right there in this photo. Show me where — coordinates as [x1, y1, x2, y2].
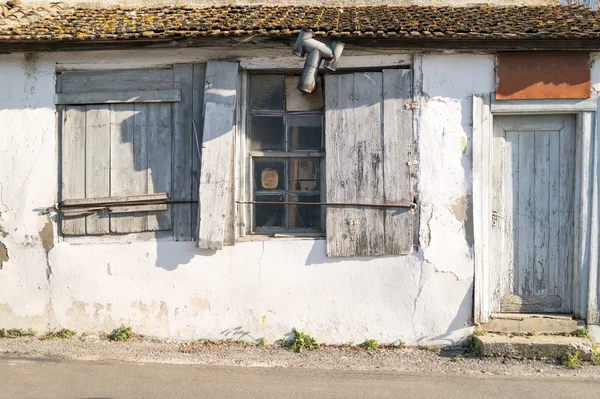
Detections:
[492, 115, 576, 314]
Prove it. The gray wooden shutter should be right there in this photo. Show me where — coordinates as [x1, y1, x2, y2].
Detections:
[197, 61, 239, 249]
[324, 69, 414, 257]
[59, 67, 196, 236]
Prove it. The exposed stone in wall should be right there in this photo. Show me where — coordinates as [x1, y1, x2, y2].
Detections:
[0, 241, 8, 269]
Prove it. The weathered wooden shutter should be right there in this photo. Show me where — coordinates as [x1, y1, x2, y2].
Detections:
[324, 69, 414, 257]
[197, 61, 239, 249]
[59, 66, 202, 239]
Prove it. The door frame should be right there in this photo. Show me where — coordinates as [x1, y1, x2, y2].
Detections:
[473, 95, 600, 324]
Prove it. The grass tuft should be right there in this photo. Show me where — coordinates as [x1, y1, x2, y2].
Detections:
[0, 328, 36, 338]
[362, 339, 379, 350]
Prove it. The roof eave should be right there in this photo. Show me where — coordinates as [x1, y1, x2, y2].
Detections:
[2, 36, 600, 53]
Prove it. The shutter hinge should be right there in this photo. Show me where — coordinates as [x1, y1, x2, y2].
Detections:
[405, 102, 419, 110]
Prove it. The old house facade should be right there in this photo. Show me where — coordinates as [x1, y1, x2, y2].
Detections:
[1, 3, 600, 344]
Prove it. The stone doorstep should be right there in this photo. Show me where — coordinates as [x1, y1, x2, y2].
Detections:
[475, 334, 594, 361]
[480, 313, 585, 334]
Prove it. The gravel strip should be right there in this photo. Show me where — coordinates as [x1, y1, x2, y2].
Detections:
[1, 335, 599, 378]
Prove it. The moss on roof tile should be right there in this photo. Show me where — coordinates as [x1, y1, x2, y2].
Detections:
[1, 5, 600, 42]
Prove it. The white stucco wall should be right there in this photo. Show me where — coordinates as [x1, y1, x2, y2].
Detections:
[0, 49, 495, 345]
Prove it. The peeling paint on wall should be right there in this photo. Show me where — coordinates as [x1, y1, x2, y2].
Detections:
[0, 241, 8, 269]
[451, 196, 474, 248]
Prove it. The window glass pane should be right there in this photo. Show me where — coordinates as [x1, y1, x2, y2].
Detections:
[250, 115, 285, 151]
[254, 194, 285, 228]
[289, 158, 319, 191]
[250, 75, 284, 111]
[254, 158, 285, 191]
[289, 193, 321, 229]
[287, 114, 323, 151]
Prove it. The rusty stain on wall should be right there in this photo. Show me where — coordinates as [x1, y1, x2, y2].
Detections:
[496, 52, 590, 100]
[0, 241, 8, 269]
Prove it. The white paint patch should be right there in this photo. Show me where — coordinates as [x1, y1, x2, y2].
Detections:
[0, 50, 495, 344]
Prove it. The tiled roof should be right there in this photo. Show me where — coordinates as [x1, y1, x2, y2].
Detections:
[0, 2, 66, 30]
[1, 4, 600, 42]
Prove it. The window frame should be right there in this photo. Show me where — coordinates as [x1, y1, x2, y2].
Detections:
[241, 71, 327, 237]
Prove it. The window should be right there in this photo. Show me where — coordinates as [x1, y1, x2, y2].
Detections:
[247, 74, 325, 234]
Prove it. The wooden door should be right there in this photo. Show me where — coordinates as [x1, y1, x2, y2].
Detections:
[492, 115, 576, 314]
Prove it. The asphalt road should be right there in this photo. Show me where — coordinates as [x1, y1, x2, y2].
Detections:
[1, 357, 599, 399]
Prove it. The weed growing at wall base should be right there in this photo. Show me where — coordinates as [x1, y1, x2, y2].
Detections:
[41, 329, 77, 340]
[0, 328, 36, 338]
[362, 339, 379, 350]
[108, 326, 135, 342]
[288, 328, 319, 353]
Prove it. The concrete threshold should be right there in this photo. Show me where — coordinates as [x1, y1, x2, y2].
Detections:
[475, 334, 594, 361]
[481, 313, 584, 334]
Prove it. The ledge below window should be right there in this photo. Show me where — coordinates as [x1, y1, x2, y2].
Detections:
[236, 233, 325, 243]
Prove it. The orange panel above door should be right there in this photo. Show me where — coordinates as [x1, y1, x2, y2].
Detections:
[496, 52, 590, 100]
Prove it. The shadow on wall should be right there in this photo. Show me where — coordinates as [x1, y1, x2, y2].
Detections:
[421, 281, 473, 346]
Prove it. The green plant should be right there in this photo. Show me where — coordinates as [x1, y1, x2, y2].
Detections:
[289, 328, 319, 353]
[561, 351, 583, 369]
[362, 339, 379, 350]
[391, 340, 405, 349]
[41, 329, 76, 340]
[420, 345, 433, 351]
[107, 325, 134, 342]
[472, 328, 488, 337]
[573, 328, 590, 339]
[592, 342, 600, 366]
[0, 328, 36, 338]
[467, 337, 482, 356]
[452, 355, 464, 362]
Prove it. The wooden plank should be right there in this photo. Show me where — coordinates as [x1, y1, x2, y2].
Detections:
[500, 294, 562, 313]
[575, 113, 594, 318]
[517, 131, 535, 296]
[203, 60, 238, 107]
[131, 103, 149, 232]
[325, 72, 385, 257]
[506, 130, 520, 298]
[198, 102, 236, 249]
[548, 128, 560, 300]
[382, 69, 413, 255]
[492, 119, 508, 312]
[532, 130, 550, 296]
[197, 61, 239, 249]
[472, 94, 493, 323]
[61, 106, 87, 235]
[60, 68, 174, 94]
[559, 118, 576, 313]
[63, 193, 167, 206]
[191, 64, 206, 242]
[147, 103, 172, 231]
[172, 64, 194, 241]
[85, 105, 111, 235]
[491, 98, 597, 114]
[63, 204, 167, 216]
[589, 108, 600, 324]
[109, 104, 136, 233]
[55, 90, 181, 105]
